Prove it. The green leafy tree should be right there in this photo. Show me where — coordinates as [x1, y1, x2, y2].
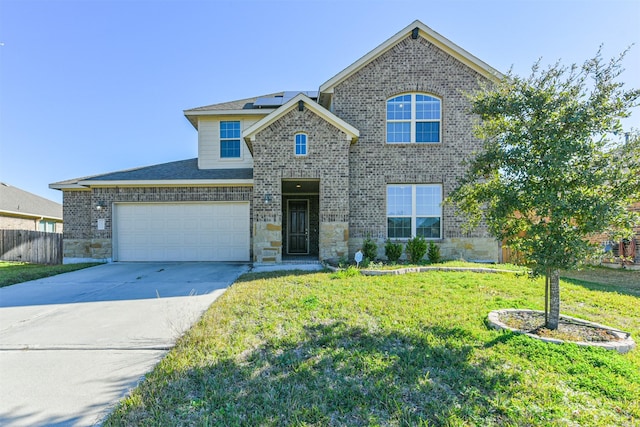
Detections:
[448, 50, 640, 329]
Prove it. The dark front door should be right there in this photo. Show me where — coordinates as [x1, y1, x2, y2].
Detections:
[288, 200, 308, 254]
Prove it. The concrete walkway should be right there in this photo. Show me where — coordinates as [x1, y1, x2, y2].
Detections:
[0, 262, 249, 426]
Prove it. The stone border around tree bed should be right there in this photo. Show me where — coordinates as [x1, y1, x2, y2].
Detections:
[487, 309, 636, 354]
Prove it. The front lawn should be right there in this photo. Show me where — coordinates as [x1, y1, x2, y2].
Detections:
[105, 268, 640, 426]
[0, 261, 100, 288]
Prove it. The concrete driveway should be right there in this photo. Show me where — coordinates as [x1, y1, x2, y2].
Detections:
[0, 262, 249, 426]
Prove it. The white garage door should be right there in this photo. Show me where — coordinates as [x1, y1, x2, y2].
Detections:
[114, 202, 250, 262]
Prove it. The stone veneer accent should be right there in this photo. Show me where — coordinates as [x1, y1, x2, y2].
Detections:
[253, 222, 282, 263]
[333, 34, 499, 261]
[319, 222, 349, 260]
[252, 107, 351, 262]
[62, 186, 252, 262]
[349, 237, 499, 263]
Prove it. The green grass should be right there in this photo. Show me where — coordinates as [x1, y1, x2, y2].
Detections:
[560, 265, 640, 297]
[0, 261, 100, 288]
[105, 267, 640, 426]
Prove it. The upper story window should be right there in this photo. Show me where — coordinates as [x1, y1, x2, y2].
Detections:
[386, 93, 441, 144]
[295, 133, 308, 156]
[220, 121, 241, 158]
[387, 184, 442, 239]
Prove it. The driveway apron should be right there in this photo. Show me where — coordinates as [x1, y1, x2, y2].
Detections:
[0, 262, 249, 426]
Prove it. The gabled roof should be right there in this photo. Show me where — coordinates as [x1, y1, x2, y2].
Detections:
[185, 92, 284, 113]
[183, 93, 281, 128]
[242, 93, 359, 150]
[183, 91, 319, 129]
[50, 159, 252, 189]
[318, 20, 503, 107]
[0, 183, 62, 220]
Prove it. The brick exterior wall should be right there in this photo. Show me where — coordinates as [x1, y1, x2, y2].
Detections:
[252, 107, 351, 262]
[332, 34, 498, 261]
[59, 30, 504, 264]
[0, 216, 39, 231]
[0, 215, 63, 232]
[62, 186, 252, 261]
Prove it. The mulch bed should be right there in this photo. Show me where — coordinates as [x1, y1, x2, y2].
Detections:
[498, 310, 625, 343]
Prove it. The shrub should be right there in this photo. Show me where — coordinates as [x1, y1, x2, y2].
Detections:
[406, 235, 427, 264]
[332, 266, 361, 279]
[362, 237, 378, 261]
[337, 256, 349, 269]
[385, 239, 403, 263]
[427, 241, 441, 264]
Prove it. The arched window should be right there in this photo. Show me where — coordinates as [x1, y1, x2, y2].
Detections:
[386, 94, 441, 143]
[295, 133, 308, 156]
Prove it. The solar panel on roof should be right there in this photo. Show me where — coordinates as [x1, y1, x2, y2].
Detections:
[254, 91, 319, 108]
[253, 97, 284, 107]
[282, 91, 319, 101]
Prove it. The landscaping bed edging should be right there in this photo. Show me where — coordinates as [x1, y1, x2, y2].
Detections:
[322, 263, 523, 275]
[487, 308, 636, 354]
[360, 266, 520, 276]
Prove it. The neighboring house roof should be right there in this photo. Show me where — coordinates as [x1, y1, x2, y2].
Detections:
[49, 158, 253, 189]
[0, 182, 62, 220]
[183, 91, 319, 128]
[318, 19, 504, 108]
[243, 93, 360, 152]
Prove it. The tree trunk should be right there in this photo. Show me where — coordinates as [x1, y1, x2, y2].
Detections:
[546, 269, 561, 329]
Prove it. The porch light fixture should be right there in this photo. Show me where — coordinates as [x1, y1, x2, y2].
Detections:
[264, 194, 272, 204]
[96, 201, 107, 210]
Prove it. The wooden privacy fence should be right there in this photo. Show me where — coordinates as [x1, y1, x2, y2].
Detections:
[0, 229, 63, 265]
[502, 244, 525, 265]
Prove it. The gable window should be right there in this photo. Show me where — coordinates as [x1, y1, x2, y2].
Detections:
[387, 184, 442, 239]
[386, 94, 441, 143]
[295, 133, 308, 156]
[220, 121, 241, 158]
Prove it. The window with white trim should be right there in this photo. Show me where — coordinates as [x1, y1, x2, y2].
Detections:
[295, 133, 307, 156]
[220, 121, 241, 158]
[38, 220, 56, 233]
[387, 184, 442, 239]
[386, 93, 441, 143]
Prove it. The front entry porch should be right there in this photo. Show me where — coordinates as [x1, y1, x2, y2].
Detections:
[252, 178, 349, 264]
[282, 179, 320, 259]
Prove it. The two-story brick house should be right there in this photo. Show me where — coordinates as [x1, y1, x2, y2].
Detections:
[51, 20, 503, 264]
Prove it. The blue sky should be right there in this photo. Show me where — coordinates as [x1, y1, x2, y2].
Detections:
[1, 0, 639, 203]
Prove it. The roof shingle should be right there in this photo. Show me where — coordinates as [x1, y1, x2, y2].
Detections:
[0, 183, 62, 219]
[50, 158, 252, 186]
